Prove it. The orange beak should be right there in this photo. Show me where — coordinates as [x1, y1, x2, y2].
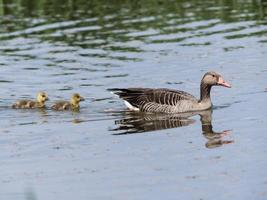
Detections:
[217, 77, 231, 88]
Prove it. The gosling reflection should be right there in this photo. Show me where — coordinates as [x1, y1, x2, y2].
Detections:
[110, 110, 233, 148]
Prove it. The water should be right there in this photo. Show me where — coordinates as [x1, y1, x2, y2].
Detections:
[0, 0, 267, 199]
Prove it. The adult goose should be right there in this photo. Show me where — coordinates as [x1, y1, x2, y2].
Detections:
[109, 71, 231, 113]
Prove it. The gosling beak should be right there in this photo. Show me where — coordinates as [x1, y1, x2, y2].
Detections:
[46, 97, 50, 101]
[217, 76, 231, 88]
[80, 97, 85, 101]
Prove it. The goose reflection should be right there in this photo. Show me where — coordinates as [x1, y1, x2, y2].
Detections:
[199, 110, 233, 148]
[110, 110, 233, 148]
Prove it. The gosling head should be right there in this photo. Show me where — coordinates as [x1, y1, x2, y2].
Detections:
[37, 92, 49, 103]
[202, 71, 231, 88]
[71, 93, 85, 107]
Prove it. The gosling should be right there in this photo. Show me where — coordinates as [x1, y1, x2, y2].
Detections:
[12, 92, 49, 109]
[51, 93, 85, 111]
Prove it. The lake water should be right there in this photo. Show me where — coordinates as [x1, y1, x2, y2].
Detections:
[0, 0, 267, 199]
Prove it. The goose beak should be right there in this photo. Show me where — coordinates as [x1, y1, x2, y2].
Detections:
[217, 77, 231, 88]
[80, 97, 85, 101]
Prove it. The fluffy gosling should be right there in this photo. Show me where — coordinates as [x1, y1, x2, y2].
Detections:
[51, 93, 85, 111]
[12, 92, 49, 109]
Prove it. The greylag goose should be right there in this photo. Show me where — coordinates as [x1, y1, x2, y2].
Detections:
[12, 92, 49, 109]
[51, 93, 85, 111]
[109, 71, 231, 113]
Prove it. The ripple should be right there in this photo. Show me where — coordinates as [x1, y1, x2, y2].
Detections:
[23, 67, 40, 70]
[92, 97, 113, 102]
[0, 18, 99, 39]
[181, 42, 211, 46]
[223, 46, 244, 52]
[58, 86, 73, 91]
[104, 74, 128, 78]
[225, 29, 267, 40]
[122, 16, 156, 24]
[80, 83, 104, 87]
[0, 80, 13, 83]
[52, 72, 76, 76]
[166, 81, 184, 85]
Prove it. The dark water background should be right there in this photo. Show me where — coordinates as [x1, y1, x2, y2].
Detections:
[0, 0, 267, 199]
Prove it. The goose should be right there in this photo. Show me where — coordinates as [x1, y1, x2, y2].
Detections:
[51, 93, 85, 111]
[12, 92, 49, 109]
[109, 71, 231, 113]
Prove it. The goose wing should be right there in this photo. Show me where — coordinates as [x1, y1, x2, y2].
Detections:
[109, 88, 197, 113]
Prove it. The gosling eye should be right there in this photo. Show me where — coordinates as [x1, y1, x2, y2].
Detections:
[212, 74, 215, 78]
[42, 95, 46, 98]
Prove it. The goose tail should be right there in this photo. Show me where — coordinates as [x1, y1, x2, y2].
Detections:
[108, 88, 142, 111]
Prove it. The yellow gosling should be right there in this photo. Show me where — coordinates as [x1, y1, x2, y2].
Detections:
[12, 92, 49, 109]
[51, 93, 85, 111]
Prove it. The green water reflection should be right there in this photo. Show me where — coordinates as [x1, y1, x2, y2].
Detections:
[0, 0, 266, 45]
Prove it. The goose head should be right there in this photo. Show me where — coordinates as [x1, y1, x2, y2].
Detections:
[202, 71, 231, 88]
[37, 92, 49, 103]
[199, 71, 231, 102]
[71, 93, 85, 107]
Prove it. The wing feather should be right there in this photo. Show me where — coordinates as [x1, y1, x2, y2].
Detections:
[108, 88, 197, 113]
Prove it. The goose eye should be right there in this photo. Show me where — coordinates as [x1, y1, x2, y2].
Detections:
[212, 75, 215, 77]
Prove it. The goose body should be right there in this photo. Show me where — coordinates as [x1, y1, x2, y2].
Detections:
[109, 71, 231, 113]
[51, 101, 73, 111]
[12, 92, 49, 109]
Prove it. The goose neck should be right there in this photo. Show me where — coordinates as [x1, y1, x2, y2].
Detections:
[200, 82, 212, 102]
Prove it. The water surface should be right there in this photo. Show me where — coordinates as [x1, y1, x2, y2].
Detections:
[0, 0, 267, 200]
